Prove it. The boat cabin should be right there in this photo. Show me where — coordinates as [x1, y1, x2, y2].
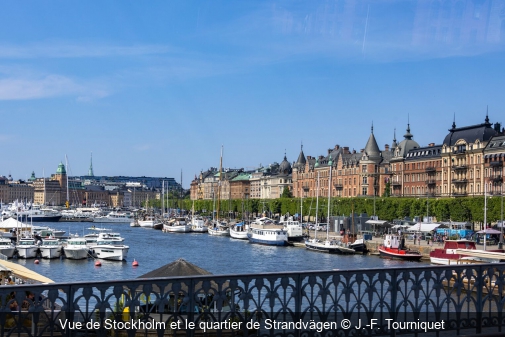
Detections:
[383, 234, 400, 249]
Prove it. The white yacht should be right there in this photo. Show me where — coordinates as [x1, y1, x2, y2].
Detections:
[33, 226, 66, 238]
[279, 216, 305, 242]
[63, 237, 90, 260]
[14, 205, 62, 222]
[89, 233, 129, 261]
[163, 217, 191, 233]
[247, 218, 289, 246]
[16, 237, 39, 258]
[93, 211, 134, 224]
[229, 222, 249, 240]
[138, 216, 158, 228]
[0, 237, 16, 258]
[190, 216, 208, 233]
[39, 237, 63, 259]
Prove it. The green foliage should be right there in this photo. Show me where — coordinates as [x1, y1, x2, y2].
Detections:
[281, 187, 293, 198]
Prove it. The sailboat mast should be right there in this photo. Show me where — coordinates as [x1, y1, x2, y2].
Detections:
[65, 155, 69, 207]
[315, 171, 320, 239]
[43, 168, 46, 206]
[216, 146, 223, 221]
[326, 156, 332, 240]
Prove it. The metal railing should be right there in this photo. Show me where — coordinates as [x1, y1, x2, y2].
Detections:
[1, 263, 505, 336]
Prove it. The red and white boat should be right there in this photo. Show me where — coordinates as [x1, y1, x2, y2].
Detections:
[378, 234, 423, 261]
[429, 239, 477, 265]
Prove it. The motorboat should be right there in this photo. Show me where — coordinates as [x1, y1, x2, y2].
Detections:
[33, 225, 66, 238]
[378, 234, 422, 261]
[162, 217, 191, 233]
[14, 205, 62, 222]
[89, 232, 129, 261]
[16, 237, 39, 259]
[305, 238, 342, 253]
[190, 216, 208, 233]
[349, 238, 367, 253]
[93, 211, 134, 224]
[229, 221, 249, 240]
[430, 239, 478, 265]
[278, 216, 305, 242]
[0, 237, 16, 258]
[38, 237, 63, 259]
[247, 218, 289, 246]
[63, 237, 90, 260]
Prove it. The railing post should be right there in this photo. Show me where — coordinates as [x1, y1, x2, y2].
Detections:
[476, 265, 483, 334]
[187, 277, 195, 337]
[390, 268, 397, 337]
[65, 284, 74, 337]
[295, 272, 302, 337]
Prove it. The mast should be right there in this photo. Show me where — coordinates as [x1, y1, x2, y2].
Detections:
[43, 168, 46, 206]
[315, 171, 320, 240]
[484, 183, 488, 250]
[65, 155, 69, 208]
[162, 180, 165, 218]
[326, 156, 333, 241]
[216, 146, 223, 222]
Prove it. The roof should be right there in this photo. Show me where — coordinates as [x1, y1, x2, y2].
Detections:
[364, 128, 381, 160]
[405, 144, 442, 161]
[138, 258, 212, 279]
[0, 217, 31, 229]
[231, 173, 251, 182]
[294, 146, 306, 169]
[394, 124, 420, 158]
[0, 260, 54, 283]
[443, 116, 496, 146]
[407, 223, 446, 232]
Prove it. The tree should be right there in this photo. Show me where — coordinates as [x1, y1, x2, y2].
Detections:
[281, 187, 293, 198]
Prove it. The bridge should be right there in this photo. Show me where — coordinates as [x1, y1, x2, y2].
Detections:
[1, 263, 505, 337]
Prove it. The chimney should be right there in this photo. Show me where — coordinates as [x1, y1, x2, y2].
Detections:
[428, 143, 435, 147]
[328, 149, 332, 155]
[307, 156, 312, 160]
[360, 149, 364, 153]
[343, 147, 350, 153]
[353, 149, 357, 154]
[335, 145, 340, 150]
[385, 144, 389, 151]
[495, 122, 501, 133]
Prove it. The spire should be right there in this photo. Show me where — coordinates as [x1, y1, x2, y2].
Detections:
[328, 155, 333, 166]
[88, 152, 94, 177]
[371, 121, 374, 134]
[452, 112, 456, 130]
[294, 142, 306, 169]
[364, 126, 381, 159]
[485, 106, 490, 125]
[391, 128, 398, 150]
[403, 122, 413, 140]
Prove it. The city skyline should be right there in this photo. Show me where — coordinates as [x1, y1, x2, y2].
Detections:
[1, 0, 504, 188]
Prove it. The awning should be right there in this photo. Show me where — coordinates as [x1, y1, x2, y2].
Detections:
[365, 220, 390, 227]
[407, 223, 444, 232]
[0, 260, 54, 284]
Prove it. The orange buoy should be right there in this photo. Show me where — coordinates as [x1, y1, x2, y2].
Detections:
[34, 260, 40, 264]
[132, 259, 139, 267]
[95, 260, 102, 267]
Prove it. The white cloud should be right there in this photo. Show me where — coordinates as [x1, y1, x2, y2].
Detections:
[0, 74, 111, 101]
[0, 43, 176, 59]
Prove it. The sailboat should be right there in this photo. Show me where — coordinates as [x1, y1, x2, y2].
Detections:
[190, 200, 208, 233]
[305, 158, 354, 254]
[208, 146, 230, 236]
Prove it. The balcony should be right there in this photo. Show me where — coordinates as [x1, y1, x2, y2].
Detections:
[425, 179, 436, 185]
[491, 175, 503, 183]
[453, 191, 468, 197]
[490, 161, 503, 167]
[452, 178, 468, 184]
[302, 185, 310, 192]
[333, 183, 343, 190]
[5, 265, 505, 337]
[391, 181, 402, 186]
[425, 166, 436, 173]
[452, 165, 467, 171]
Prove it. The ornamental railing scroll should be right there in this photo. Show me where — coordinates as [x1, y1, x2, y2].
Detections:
[1, 263, 505, 337]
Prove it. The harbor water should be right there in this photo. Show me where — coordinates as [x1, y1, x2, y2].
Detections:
[14, 221, 429, 283]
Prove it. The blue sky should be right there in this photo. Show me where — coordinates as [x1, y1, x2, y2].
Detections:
[1, 0, 505, 187]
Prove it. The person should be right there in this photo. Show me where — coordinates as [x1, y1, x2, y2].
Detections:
[413, 234, 417, 245]
[22, 292, 35, 310]
[7, 277, 14, 285]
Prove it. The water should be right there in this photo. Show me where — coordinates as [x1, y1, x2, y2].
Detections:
[14, 221, 428, 283]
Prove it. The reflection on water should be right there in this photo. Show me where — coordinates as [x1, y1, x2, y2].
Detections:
[14, 222, 428, 283]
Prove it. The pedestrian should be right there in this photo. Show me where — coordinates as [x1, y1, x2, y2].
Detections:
[413, 234, 417, 245]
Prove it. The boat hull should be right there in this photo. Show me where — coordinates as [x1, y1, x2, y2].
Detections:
[163, 225, 191, 233]
[191, 226, 208, 233]
[0, 247, 16, 258]
[16, 247, 39, 259]
[64, 248, 89, 260]
[28, 215, 63, 222]
[378, 246, 423, 261]
[39, 247, 62, 259]
[229, 229, 248, 240]
[91, 246, 129, 261]
[208, 228, 230, 236]
[305, 241, 340, 254]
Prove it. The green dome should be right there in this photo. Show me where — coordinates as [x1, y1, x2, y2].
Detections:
[56, 162, 66, 174]
[28, 171, 36, 181]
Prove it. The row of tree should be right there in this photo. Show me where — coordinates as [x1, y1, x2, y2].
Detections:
[147, 194, 505, 224]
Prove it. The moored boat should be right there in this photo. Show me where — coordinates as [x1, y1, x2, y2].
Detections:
[190, 216, 208, 233]
[279, 216, 305, 242]
[378, 234, 422, 261]
[89, 232, 129, 261]
[229, 222, 249, 240]
[430, 239, 478, 265]
[208, 222, 230, 236]
[247, 218, 289, 246]
[0, 237, 16, 258]
[63, 237, 90, 260]
[16, 237, 39, 259]
[39, 237, 63, 259]
[93, 211, 134, 223]
[163, 217, 191, 233]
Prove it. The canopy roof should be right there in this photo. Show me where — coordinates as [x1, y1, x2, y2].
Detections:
[477, 228, 502, 234]
[139, 258, 212, 279]
[0, 260, 54, 284]
[0, 217, 31, 229]
[365, 220, 390, 227]
[407, 223, 446, 232]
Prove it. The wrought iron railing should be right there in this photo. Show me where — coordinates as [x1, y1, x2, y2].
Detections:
[1, 263, 505, 336]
